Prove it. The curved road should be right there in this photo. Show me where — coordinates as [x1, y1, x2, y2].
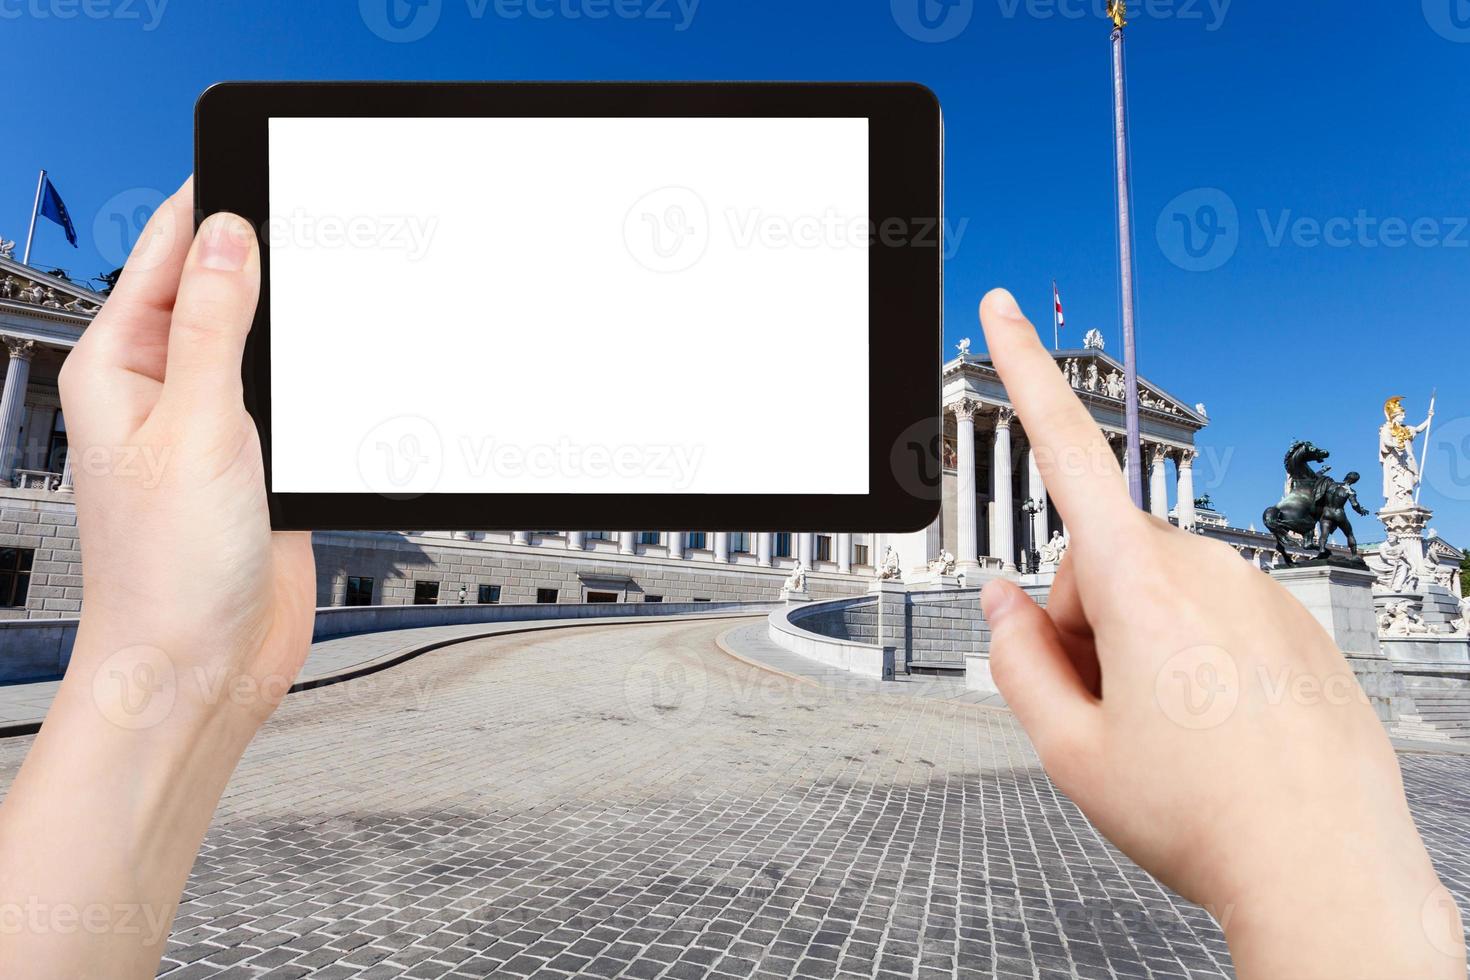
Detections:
[1, 618, 1467, 979]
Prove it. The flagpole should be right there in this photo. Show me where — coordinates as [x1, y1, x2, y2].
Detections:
[1052, 279, 1059, 350]
[1109, 2, 1145, 509]
[1415, 388, 1437, 505]
[22, 170, 46, 267]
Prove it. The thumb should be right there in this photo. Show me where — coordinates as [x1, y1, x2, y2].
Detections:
[157, 212, 260, 420]
[982, 578, 1100, 771]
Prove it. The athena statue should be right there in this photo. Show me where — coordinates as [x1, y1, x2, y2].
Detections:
[1379, 396, 1432, 510]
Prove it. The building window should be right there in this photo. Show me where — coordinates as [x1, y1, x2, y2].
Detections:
[815, 535, 833, 562]
[730, 532, 753, 554]
[46, 411, 67, 475]
[586, 532, 615, 542]
[853, 545, 870, 567]
[537, 588, 558, 604]
[774, 533, 792, 558]
[413, 581, 439, 605]
[644, 595, 663, 603]
[0, 548, 34, 608]
[345, 576, 374, 607]
[637, 532, 662, 546]
[586, 591, 619, 603]
[478, 584, 501, 604]
[687, 532, 708, 550]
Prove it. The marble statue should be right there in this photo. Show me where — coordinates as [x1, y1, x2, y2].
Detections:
[0, 239, 14, 259]
[928, 550, 956, 576]
[19, 283, 43, 305]
[878, 546, 902, 582]
[1379, 396, 1433, 510]
[1060, 358, 1081, 388]
[956, 338, 971, 358]
[0, 275, 15, 299]
[782, 564, 807, 594]
[1038, 531, 1068, 568]
[1083, 328, 1105, 351]
[1263, 441, 1367, 564]
[1376, 533, 1420, 593]
[1378, 599, 1431, 637]
[1195, 403, 1209, 419]
[40, 288, 62, 309]
[1104, 370, 1125, 399]
[1083, 362, 1100, 393]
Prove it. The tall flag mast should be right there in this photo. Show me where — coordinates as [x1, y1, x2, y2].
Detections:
[1052, 280, 1064, 350]
[1109, 0, 1145, 509]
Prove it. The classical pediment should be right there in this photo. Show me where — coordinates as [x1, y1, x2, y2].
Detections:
[945, 345, 1208, 428]
[0, 255, 106, 319]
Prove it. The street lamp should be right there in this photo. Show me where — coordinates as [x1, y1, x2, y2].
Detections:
[1021, 498, 1045, 574]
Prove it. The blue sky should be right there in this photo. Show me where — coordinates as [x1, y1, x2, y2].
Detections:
[6, 0, 1468, 544]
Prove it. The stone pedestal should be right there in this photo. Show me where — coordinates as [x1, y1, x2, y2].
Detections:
[780, 588, 811, 604]
[905, 571, 959, 591]
[1378, 504, 1433, 569]
[1271, 564, 1382, 659]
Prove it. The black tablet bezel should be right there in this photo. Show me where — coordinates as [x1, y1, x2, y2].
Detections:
[195, 81, 942, 532]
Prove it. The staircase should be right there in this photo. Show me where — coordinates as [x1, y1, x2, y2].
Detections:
[1396, 688, 1470, 742]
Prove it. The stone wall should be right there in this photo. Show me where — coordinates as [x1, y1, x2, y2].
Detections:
[0, 489, 81, 620]
[313, 532, 869, 609]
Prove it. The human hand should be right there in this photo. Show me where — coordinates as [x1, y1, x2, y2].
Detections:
[975, 288, 1464, 979]
[0, 178, 314, 975]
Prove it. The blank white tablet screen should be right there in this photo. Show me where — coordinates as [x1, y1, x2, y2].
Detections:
[267, 116, 870, 496]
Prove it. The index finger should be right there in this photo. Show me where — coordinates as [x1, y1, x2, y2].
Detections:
[978, 288, 1138, 542]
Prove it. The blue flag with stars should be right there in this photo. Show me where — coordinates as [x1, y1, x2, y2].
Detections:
[38, 177, 78, 248]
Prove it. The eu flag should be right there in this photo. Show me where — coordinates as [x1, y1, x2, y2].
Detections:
[38, 178, 78, 248]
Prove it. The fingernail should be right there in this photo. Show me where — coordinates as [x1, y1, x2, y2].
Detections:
[198, 213, 252, 271]
[982, 580, 1022, 624]
[984, 288, 1022, 320]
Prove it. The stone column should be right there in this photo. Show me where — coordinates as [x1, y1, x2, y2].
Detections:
[619, 532, 637, 555]
[1026, 444, 1050, 550]
[1176, 449, 1198, 532]
[1148, 444, 1170, 519]
[668, 531, 685, 560]
[0, 338, 35, 484]
[798, 532, 814, 568]
[57, 447, 73, 493]
[837, 533, 853, 574]
[757, 532, 773, 567]
[512, 531, 531, 546]
[714, 531, 730, 563]
[991, 408, 1016, 571]
[953, 398, 980, 574]
[566, 531, 586, 551]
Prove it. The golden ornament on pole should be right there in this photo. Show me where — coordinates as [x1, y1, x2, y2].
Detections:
[1108, 0, 1127, 29]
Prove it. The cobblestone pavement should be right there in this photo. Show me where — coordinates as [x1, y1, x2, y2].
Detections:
[1, 618, 1467, 979]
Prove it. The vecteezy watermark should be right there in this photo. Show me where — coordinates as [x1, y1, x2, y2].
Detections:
[459, 437, 704, 491]
[265, 209, 438, 261]
[624, 186, 966, 274]
[1156, 188, 1240, 272]
[359, 0, 698, 42]
[0, 899, 174, 946]
[93, 187, 168, 270]
[622, 649, 709, 729]
[891, 0, 974, 42]
[1426, 414, 1470, 502]
[1423, 0, 1470, 42]
[91, 645, 177, 731]
[0, 0, 168, 30]
[994, 0, 1230, 31]
[1158, 187, 1470, 271]
[623, 187, 710, 274]
[1155, 646, 1372, 732]
[358, 416, 446, 499]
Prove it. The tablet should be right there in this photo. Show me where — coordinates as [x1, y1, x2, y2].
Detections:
[195, 82, 943, 532]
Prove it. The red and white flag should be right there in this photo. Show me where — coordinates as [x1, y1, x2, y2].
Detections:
[1053, 281, 1065, 332]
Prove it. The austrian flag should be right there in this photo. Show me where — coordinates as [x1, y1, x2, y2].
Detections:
[1053, 281, 1065, 332]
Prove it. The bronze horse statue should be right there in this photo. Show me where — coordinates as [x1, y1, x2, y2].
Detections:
[1262, 441, 1335, 565]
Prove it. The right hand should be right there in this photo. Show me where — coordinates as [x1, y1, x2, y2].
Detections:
[976, 288, 1464, 979]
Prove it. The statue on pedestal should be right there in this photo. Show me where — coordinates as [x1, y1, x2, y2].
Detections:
[1376, 533, 1420, 593]
[782, 564, 807, 595]
[1379, 396, 1433, 511]
[877, 546, 902, 582]
[928, 550, 956, 576]
[1263, 441, 1369, 565]
[1038, 531, 1068, 570]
